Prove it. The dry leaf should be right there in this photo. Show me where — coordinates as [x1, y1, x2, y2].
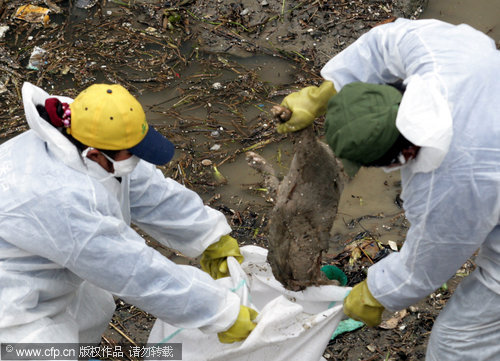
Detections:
[349, 247, 362, 265]
[361, 241, 380, 258]
[379, 309, 408, 329]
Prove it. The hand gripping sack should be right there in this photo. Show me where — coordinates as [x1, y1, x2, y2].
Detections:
[148, 246, 351, 361]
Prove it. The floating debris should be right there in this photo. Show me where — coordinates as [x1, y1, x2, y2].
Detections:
[75, 0, 99, 10]
[212, 165, 227, 185]
[44, 1, 62, 13]
[27, 47, 47, 70]
[14, 5, 50, 26]
[0, 25, 9, 39]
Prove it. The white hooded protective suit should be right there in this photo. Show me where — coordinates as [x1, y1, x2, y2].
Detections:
[321, 19, 500, 360]
[0, 83, 240, 343]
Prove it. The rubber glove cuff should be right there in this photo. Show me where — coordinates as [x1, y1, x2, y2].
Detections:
[200, 235, 243, 279]
[218, 305, 258, 344]
[343, 279, 385, 327]
[277, 81, 336, 134]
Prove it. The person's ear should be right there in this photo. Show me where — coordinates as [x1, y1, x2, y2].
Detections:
[84, 148, 114, 172]
[84, 148, 101, 162]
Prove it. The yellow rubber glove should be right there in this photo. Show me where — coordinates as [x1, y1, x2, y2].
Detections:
[200, 235, 243, 279]
[343, 280, 385, 327]
[277, 80, 337, 134]
[218, 305, 258, 344]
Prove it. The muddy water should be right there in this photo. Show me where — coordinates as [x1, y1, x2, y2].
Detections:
[422, 0, 500, 42]
[137, 52, 297, 212]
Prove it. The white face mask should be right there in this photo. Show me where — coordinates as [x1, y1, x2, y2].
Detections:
[397, 152, 407, 165]
[81, 147, 140, 178]
[382, 152, 409, 173]
[81, 147, 132, 223]
[101, 152, 140, 177]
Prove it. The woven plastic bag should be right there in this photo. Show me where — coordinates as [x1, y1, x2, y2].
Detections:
[148, 245, 351, 361]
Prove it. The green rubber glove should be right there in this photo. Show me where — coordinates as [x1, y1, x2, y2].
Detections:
[277, 81, 337, 133]
[343, 280, 385, 327]
[200, 235, 243, 279]
[218, 305, 258, 344]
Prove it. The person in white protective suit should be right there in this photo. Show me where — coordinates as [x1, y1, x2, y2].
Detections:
[274, 18, 500, 360]
[0, 82, 257, 345]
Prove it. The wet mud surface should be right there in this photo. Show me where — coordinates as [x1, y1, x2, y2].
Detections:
[0, 0, 484, 360]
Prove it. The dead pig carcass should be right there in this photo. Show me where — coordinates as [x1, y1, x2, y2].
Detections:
[246, 112, 345, 291]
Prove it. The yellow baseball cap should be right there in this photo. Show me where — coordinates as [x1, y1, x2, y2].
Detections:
[68, 84, 174, 165]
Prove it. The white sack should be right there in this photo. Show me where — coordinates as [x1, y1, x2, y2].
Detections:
[148, 246, 351, 361]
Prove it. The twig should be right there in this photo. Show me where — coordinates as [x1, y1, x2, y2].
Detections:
[241, 138, 273, 152]
[358, 245, 374, 264]
[108, 322, 138, 346]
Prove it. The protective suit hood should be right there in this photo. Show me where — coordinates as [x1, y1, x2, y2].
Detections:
[396, 74, 453, 173]
[380, 74, 453, 174]
[22, 82, 86, 173]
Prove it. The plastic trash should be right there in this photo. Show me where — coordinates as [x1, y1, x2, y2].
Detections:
[0, 25, 9, 39]
[321, 265, 348, 286]
[14, 5, 50, 26]
[148, 246, 351, 361]
[27, 47, 47, 70]
[75, 0, 98, 10]
[331, 318, 364, 339]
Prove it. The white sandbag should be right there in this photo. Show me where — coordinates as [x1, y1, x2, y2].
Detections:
[148, 246, 351, 361]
